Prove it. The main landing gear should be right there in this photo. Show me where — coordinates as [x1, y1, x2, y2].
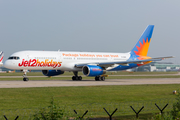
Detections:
[23, 70, 29, 81]
[72, 71, 82, 81]
[72, 71, 106, 81]
[95, 76, 105, 81]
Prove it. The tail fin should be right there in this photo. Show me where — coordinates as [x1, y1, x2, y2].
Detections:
[130, 25, 154, 56]
[0, 51, 4, 67]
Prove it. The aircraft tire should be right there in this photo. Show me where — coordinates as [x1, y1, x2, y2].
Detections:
[78, 76, 82, 81]
[101, 76, 105, 81]
[72, 76, 82, 81]
[23, 77, 29, 81]
[72, 76, 76, 81]
[95, 76, 100, 81]
[75, 76, 79, 80]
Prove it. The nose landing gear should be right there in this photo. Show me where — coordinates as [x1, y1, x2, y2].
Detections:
[23, 70, 29, 81]
[23, 77, 29, 81]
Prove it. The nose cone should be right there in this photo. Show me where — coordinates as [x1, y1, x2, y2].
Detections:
[4, 60, 12, 69]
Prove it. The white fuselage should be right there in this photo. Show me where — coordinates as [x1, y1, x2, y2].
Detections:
[4, 50, 130, 71]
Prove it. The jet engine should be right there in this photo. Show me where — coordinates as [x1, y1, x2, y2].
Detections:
[42, 70, 64, 76]
[82, 65, 106, 76]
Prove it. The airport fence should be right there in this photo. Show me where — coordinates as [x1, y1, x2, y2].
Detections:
[0, 98, 176, 120]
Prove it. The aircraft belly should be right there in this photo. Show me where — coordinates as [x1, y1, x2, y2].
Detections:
[107, 64, 138, 71]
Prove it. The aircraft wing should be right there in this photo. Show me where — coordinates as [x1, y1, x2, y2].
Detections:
[75, 56, 174, 68]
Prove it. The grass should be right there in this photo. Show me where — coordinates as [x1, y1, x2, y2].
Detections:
[0, 85, 179, 111]
[0, 72, 179, 119]
[0, 85, 176, 108]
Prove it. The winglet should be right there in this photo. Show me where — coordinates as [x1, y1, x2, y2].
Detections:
[131, 25, 154, 56]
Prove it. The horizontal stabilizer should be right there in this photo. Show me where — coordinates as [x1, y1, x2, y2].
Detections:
[150, 56, 174, 60]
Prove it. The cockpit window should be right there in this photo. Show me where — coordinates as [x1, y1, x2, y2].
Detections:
[8, 56, 20, 60]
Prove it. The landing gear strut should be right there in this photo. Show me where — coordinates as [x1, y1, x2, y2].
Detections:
[72, 71, 82, 81]
[23, 70, 29, 81]
[95, 76, 105, 81]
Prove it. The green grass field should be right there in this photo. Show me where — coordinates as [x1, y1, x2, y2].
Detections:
[0, 84, 179, 119]
[0, 84, 177, 109]
[0, 72, 179, 119]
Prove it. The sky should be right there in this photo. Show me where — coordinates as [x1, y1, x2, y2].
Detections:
[0, 0, 179, 63]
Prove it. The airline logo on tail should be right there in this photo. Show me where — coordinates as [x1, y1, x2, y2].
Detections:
[0, 51, 3, 67]
[0, 51, 4, 63]
[134, 38, 151, 56]
[130, 25, 154, 60]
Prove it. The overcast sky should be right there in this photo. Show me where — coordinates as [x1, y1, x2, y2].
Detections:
[0, 0, 179, 63]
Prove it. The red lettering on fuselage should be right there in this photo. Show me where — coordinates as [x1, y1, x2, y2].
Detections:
[18, 59, 25, 67]
[18, 59, 62, 68]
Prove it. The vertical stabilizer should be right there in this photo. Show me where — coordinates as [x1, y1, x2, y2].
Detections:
[131, 25, 154, 56]
[0, 51, 4, 67]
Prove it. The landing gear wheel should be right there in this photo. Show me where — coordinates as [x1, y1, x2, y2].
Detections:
[72, 76, 76, 81]
[72, 71, 82, 81]
[95, 76, 105, 81]
[75, 76, 79, 80]
[72, 76, 82, 81]
[23, 77, 29, 81]
[22, 70, 29, 81]
[101, 76, 105, 81]
[78, 76, 82, 81]
[95, 76, 100, 81]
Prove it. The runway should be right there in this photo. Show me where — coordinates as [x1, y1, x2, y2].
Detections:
[0, 78, 180, 88]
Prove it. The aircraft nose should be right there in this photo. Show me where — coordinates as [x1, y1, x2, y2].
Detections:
[4, 60, 12, 69]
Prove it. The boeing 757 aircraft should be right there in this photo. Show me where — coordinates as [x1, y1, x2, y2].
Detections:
[3, 25, 173, 81]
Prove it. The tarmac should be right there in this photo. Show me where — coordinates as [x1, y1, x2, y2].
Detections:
[0, 78, 179, 88]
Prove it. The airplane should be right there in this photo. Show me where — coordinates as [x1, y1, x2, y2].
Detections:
[3, 25, 173, 81]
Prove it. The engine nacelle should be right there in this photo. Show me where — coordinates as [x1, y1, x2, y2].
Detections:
[42, 70, 64, 76]
[82, 65, 106, 76]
